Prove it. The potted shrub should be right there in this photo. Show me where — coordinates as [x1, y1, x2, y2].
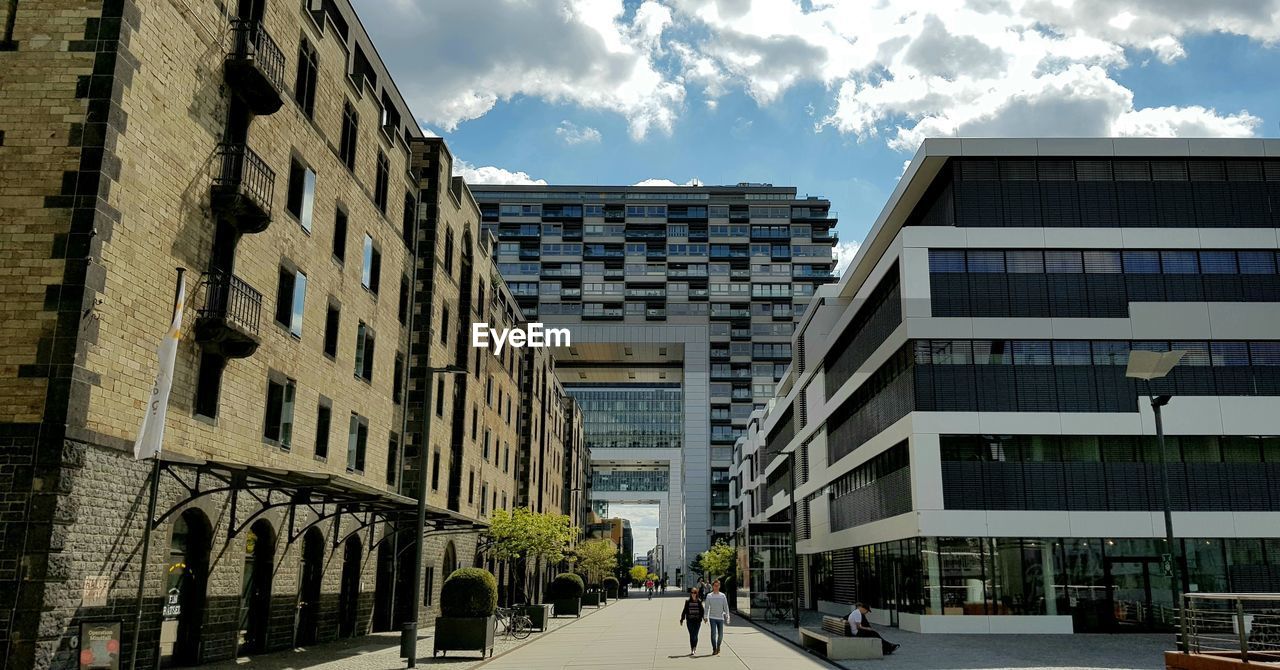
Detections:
[432, 568, 497, 658]
[603, 576, 619, 600]
[582, 585, 601, 607]
[547, 573, 583, 617]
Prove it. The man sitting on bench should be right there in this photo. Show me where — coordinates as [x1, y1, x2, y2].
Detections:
[846, 603, 900, 656]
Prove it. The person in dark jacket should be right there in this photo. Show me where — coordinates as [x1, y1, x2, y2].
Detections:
[679, 588, 705, 656]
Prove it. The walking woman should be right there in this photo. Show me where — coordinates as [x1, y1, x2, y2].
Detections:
[679, 587, 705, 657]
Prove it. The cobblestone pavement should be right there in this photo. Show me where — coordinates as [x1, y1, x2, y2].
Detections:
[198, 597, 611, 670]
[753, 610, 1172, 670]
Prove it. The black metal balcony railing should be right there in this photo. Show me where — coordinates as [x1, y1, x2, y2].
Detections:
[225, 19, 287, 113]
[200, 271, 262, 335]
[212, 142, 275, 230]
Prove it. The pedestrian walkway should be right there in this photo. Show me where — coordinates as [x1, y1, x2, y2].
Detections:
[484, 592, 828, 670]
[754, 610, 1170, 670]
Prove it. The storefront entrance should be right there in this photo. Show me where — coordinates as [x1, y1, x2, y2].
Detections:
[295, 528, 324, 646]
[338, 536, 362, 638]
[238, 520, 276, 655]
[160, 510, 212, 667]
[1104, 557, 1175, 632]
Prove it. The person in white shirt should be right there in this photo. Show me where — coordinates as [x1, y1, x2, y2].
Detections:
[703, 579, 731, 655]
[847, 603, 899, 655]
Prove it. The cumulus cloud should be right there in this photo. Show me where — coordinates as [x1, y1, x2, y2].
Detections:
[555, 121, 603, 145]
[453, 160, 547, 185]
[833, 240, 861, 277]
[633, 177, 705, 186]
[353, 0, 683, 140]
[355, 0, 1273, 150]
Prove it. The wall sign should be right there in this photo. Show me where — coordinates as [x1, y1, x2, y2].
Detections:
[78, 621, 121, 670]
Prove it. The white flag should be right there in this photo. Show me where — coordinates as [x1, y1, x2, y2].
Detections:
[134, 277, 186, 460]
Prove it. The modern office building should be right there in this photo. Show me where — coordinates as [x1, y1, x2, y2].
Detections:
[473, 185, 839, 579]
[0, 2, 581, 668]
[733, 138, 1280, 635]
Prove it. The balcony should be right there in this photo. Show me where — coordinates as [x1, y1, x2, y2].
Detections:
[194, 271, 262, 359]
[223, 19, 286, 115]
[211, 143, 275, 233]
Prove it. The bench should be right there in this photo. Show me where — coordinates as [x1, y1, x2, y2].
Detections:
[799, 616, 882, 660]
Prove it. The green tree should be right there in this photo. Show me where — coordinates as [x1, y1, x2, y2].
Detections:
[487, 508, 579, 603]
[629, 564, 649, 585]
[699, 540, 735, 581]
[574, 538, 618, 585]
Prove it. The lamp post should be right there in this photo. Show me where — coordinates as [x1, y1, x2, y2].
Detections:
[1124, 349, 1186, 650]
[402, 363, 467, 668]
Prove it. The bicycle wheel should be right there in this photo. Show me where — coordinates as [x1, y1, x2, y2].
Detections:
[512, 616, 533, 639]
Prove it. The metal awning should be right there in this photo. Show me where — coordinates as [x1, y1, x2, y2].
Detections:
[151, 454, 485, 548]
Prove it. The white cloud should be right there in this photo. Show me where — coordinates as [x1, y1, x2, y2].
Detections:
[355, 0, 1274, 150]
[353, 0, 684, 140]
[666, 1, 1271, 150]
[555, 121, 603, 145]
[833, 240, 861, 276]
[633, 177, 704, 186]
[453, 160, 547, 185]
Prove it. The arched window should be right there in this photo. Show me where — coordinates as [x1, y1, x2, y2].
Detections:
[442, 541, 457, 579]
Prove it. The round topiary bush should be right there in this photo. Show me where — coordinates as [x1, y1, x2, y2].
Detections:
[440, 567, 498, 618]
[602, 576, 619, 590]
[548, 572, 584, 600]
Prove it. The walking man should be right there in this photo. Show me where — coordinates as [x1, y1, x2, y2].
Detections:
[679, 587, 705, 657]
[847, 602, 899, 655]
[703, 579, 730, 655]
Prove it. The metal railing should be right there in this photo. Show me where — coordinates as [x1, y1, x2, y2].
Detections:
[214, 142, 275, 217]
[1181, 593, 1280, 663]
[199, 271, 263, 337]
[227, 18, 287, 94]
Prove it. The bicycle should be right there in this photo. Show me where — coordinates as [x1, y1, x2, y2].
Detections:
[762, 596, 792, 624]
[496, 606, 533, 639]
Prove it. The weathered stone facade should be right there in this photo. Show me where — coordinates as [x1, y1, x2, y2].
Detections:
[0, 1, 580, 669]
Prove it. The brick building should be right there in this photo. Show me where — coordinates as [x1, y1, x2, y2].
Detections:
[0, 1, 581, 668]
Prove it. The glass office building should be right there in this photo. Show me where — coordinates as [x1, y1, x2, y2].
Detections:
[474, 184, 836, 571]
[733, 138, 1280, 634]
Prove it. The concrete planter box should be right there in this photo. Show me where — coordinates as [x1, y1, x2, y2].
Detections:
[432, 615, 495, 658]
[583, 591, 601, 607]
[552, 597, 581, 617]
[523, 603, 553, 631]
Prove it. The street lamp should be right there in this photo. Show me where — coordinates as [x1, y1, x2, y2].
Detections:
[403, 363, 468, 668]
[1125, 349, 1186, 649]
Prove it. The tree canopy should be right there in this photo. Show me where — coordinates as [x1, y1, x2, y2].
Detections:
[574, 538, 618, 584]
[698, 540, 735, 581]
[629, 565, 649, 583]
[487, 507, 579, 564]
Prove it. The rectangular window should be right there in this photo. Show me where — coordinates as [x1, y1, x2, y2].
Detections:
[346, 413, 368, 473]
[393, 352, 405, 404]
[480, 482, 488, 515]
[468, 469, 475, 504]
[274, 267, 307, 337]
[286, 159, 316, 232]
[423, 567, 434, 606]
[193, 352, 225, 419]
[332, 208, 348, 263]
[435, 377, 445, 416]
[440, 306, 449, 345]
[399, 276, 409, 324]
[323, 302, 340, 359]
[339, 101, 359, 170]
[431, 448, 441, 490]
[403, 192, 417, 249]
[471, 406, 479, 440]
[386, 433, 399, 486]
[354, 321, 375, 382]
[264, 376, 296, 449]
[374, 151, 390, 214]
[315, 399, 331, 459]
[483, 429, 491, 459]
[294, 39, 318, 118]
[362, 234, 381, 293]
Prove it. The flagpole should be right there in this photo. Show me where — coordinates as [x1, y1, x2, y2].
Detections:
[129, 267, 185, 670]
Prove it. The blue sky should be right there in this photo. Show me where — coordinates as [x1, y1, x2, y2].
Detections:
[354, 1, 1280, 261]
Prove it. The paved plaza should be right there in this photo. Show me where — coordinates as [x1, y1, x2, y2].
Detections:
[199, 593, 1174, 670]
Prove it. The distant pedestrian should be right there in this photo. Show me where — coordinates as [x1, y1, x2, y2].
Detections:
[703, 579, 730, 655]
[679, 587, 705, 657]
[660, 576, 667, 592]
[847, 603, 899, 655]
